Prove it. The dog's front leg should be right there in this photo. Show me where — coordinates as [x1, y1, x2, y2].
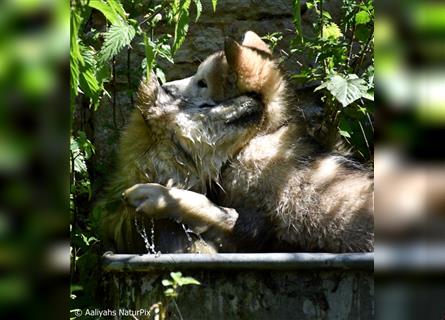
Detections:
[123, 183, 238, 237]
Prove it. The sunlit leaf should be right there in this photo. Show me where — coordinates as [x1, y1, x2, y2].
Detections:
[322, 23, 342, 40]
[79, 46, 101, 106]
[76, 131, 95, 159]
[193, 0, 202, 22]
[176, 277, 201, 286]
[362, 91, 374, 101]
[164, 288, 176, 297]
[338, 118, 353, 138]
[292, 0, 303, 43]
[99, 23, 136, 63]
[108, 0, 127, 21]
[155, 67, 167, 84]
[143, 34, 156, 80]
[339, 130, 351, 138]
[172, 5, 190, 54]
[88, 0, 122, 25]
[70, 10, 83, 103]
[315, 73, 368, 107]
[170, 272, 182, 283]
[322, 11, 332, 20]
[355, 10, 371, 25]
[79, 69, 101, 104]
[162, 279, 173, 287]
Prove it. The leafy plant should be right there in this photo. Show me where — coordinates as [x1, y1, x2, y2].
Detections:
[261, 32, 283, 52]
[290, 0, 374, 159]
[162, 272, 201, 298]
[315, 73, 371, 107]
[145, 272, 201, 320]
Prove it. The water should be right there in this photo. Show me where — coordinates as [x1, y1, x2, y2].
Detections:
[181, 223, 193, 242]
[134, 211, 199, 254]
[134, 214, 157, 254]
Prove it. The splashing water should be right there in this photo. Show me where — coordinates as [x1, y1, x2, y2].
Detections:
[134, 214, 157, 254]
[134, 218, 196, 254]
[181, 223, 194, 242]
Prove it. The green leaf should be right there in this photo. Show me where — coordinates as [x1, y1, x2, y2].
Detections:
[88, 0, 122, 25]
[322, 22, 342, 40]
[322, 11, 332, 20]
[169, 271, 200, 286]
[73, 152, 87, 174]
[172, 6, 190, 54]
[292, 0, 303, 43]
[78, 45, 101, 105]
[70, 137, 79, 155]
[156, 43, 174, 64]
[176, 277, 201, 286]
[76, 131, 95, 159]
[143, 34, 156, 80]
[162, 279, 173, 287]
[170, 272, 182, 283]
[338, 117, 353, 139]
[81, 234, 98, 246]
[355, 10, 371, 25]
[315, 73, 368, 107]
[70, 10, 83, 104]
[211, 0, 217, 12]
[164, 288, 177, 297]
[71, 133, 95, 178]
[99, 23, 136, 63]
[355, 24, 371, 42]
[362, 91, 374, 101]
[193, 0, 202, 22]
[339, 130, 351, 138]
[155, 67, 167, 84]
[79, 70, 100, 102]
[107, 0, 127, 21]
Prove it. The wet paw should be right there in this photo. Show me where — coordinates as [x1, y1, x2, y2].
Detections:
[123, 183, 175, 218]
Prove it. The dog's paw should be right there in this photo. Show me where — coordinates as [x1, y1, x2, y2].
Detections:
[123, 183, 177, 219]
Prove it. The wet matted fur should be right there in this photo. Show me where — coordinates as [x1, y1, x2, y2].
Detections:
[97, 31, 373, 253]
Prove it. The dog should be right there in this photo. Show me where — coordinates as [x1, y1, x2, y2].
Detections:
[98, 31, 373, 253]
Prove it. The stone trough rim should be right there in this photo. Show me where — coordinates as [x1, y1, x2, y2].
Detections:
[102, 252, 374, 272]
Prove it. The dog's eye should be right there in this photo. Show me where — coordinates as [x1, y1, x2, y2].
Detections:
[197, 79, 207, 88]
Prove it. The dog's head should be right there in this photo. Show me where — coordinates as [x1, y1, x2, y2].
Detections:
[163, 31, 287, 130]
[134, 31, 287, 189]
[135, 73, 263, 191]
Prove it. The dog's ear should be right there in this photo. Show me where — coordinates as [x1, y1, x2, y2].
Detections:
[242, 31, 271, 55]
[224, 37, 243, 68]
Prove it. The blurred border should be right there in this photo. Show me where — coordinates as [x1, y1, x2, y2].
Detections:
[375, 0, 445, 319]
[0, 0, 69, 319]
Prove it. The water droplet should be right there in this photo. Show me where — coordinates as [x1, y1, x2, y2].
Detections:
[181, 223, 194, 243]
[133, 212, 157, 254]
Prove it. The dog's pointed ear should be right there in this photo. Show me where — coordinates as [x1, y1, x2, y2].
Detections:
[224, 37, 243, 68]
[242, 31, 271, 55]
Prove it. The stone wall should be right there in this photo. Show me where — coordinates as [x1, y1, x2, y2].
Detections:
[104, 269, 374, 319]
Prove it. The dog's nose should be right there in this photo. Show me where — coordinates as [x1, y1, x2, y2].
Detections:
[121, 192, 127, 201]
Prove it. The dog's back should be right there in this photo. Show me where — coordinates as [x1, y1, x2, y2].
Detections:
[219, 123, 373, 252]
